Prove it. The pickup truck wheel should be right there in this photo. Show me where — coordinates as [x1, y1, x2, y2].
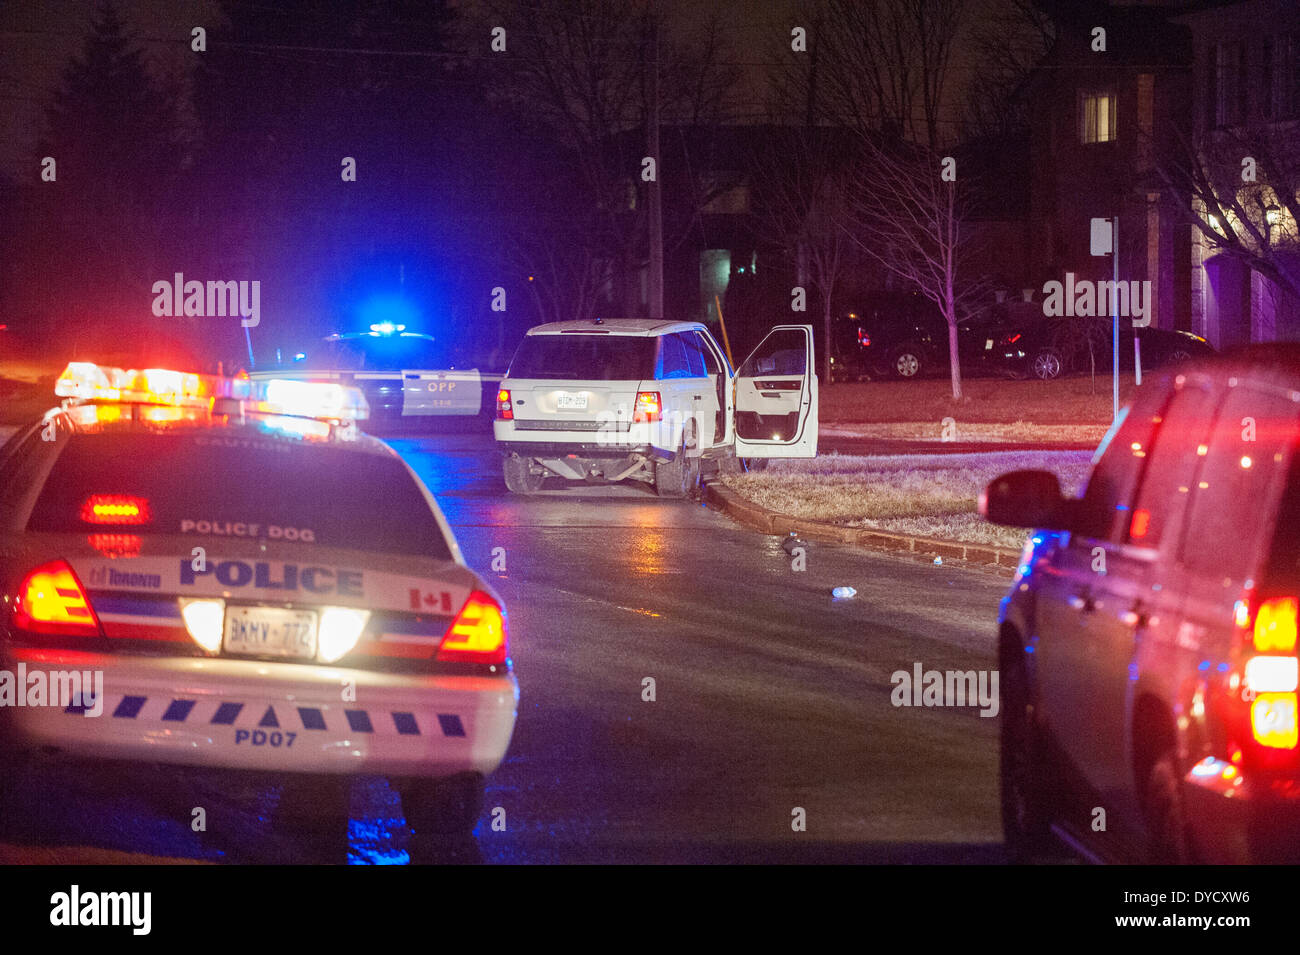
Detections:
[502, 455, 545, 494]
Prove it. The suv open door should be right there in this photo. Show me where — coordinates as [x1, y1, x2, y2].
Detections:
[733, 325, 818, 458]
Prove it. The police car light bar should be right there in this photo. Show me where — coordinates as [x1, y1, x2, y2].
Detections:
[55, 362, 368, 421]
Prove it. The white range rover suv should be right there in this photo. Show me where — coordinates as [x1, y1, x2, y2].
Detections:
[493, 318, 818, 495]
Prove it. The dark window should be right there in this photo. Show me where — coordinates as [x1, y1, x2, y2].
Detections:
[1072, 387, 1167, 541]
[507, 334, 655, 381]
[694, 331, 723, 375]
[27, 433, 452, 559]
[1182, 387, 1299, 579]
[1126, 381, 1219, 548]
[1215, 41, 1246, 126]
[677, 333, 708, 378]
[740, 328, 807, 377]
[655, 334, 693, 380]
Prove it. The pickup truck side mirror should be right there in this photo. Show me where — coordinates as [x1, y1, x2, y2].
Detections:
[979, 470, 1073, 530]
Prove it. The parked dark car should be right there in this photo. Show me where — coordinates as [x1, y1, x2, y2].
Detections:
[982, 344, 1300, 863]
[829, 292, 987, 381]
[973, 305, 1216, 380]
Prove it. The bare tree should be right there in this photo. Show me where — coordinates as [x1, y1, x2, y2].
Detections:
[750, 129, 850, 382]
[842, 141, 976, 398]
[483, 0, 739, 322]
[1153, 121, 1300, 301]
[959, 0, 1055, 140]
[769, 0, 963, 149]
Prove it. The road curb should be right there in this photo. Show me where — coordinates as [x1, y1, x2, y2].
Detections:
[703, 481, 1021, 573]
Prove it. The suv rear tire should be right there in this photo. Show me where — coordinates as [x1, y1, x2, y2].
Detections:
[655, 433, 700, 498]
[1142, 753, 1194, 863]
[1000, 645, 1057, 862]
[502, 455, 545, 494]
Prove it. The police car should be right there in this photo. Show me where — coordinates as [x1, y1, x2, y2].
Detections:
[0, 363, 517, 856]
[255, 326, 489, 427]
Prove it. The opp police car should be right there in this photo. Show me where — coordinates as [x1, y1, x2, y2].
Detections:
[494, 319, 818, 495]
[254, 324, 490, 428]
[0, 363, 516, 856]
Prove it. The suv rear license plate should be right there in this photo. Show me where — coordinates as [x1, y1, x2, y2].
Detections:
[224, 606, 318, 659]
[556, 392, 588, 410]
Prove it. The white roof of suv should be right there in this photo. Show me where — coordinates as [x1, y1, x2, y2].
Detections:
[526, 319, 702, 337]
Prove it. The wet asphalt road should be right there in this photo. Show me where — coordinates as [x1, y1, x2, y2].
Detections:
[1, 428, 1012, 864]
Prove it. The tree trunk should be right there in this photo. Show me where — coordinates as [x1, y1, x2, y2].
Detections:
[822, 293, 833, 383]
[947, 317, 963, 400]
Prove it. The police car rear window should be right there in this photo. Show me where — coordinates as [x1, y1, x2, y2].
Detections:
[26, 433, 452, 560]
[508, 334, 656, 381]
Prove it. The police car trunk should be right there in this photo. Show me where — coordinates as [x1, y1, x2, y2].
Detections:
[0, 366, 515, 778]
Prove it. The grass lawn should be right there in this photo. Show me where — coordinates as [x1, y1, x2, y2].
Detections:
[821, 374, 1137, 434]
[722, 450, 1094, 549]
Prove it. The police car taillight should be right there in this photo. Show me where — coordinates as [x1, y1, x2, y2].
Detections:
[497, 389, 513, 420]
[14, 559, 100, 636]
[436, 591, 508, 665]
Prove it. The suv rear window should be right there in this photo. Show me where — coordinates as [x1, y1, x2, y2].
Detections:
[26, 433, 452, 559]
[508, 334, 656, 381]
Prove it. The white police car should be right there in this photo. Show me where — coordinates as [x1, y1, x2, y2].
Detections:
[0, 363, 517, 856]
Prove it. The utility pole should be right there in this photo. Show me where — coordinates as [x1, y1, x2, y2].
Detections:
[647, 9, 664, 319]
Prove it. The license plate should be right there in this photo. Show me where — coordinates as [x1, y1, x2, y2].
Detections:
[556, 392, 588, 410]
[224, 606, 318, 659]
[985, 339, 994, 350]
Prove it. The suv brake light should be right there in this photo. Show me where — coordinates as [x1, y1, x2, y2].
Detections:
[496, 388, 513, 420]
[1238, 596, 1300, 749]
[634, 391, 661, 423]
[14, 559, 101, 636]
[436, 590, 508, 665]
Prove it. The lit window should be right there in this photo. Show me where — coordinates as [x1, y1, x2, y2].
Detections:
[1079, 90, 1117, 143]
